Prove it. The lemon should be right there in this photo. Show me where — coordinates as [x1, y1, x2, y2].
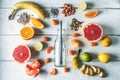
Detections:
[34, 41, 43, 51]
[101, 36, 112, 47]
[78, 1, 87, 11]
[81, 52, 92, 62]
[98, 53, 110, 63]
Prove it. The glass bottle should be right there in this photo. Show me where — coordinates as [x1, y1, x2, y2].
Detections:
[54, 23, 67, 67]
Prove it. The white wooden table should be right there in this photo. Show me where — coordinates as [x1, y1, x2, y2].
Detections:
[0, 0, 120, 80]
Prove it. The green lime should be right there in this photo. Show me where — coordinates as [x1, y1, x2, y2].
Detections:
[81, 52, 92, 62]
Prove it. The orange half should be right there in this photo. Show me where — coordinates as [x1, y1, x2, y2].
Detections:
[84, 10, 99, 18]
[20, 27, 34, 40]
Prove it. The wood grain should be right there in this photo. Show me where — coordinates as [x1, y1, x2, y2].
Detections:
[0, 0, 120, 80]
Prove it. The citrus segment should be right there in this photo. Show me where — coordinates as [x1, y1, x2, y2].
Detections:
[30, 17, 44, 28]
[13, 45, 31, 63]
[84, 10, 98, 18]
[78, 1, 87, 11]
[20, 27, 34, 40]
[83, 23, 103, 42]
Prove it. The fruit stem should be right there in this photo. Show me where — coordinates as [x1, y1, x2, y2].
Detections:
[76, 49, 82, 58]
[8, 10, 17, 20]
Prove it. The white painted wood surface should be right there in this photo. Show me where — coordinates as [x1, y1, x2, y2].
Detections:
[0, 0, 120, 80]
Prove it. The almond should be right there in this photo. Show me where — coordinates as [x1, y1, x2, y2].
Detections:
[50, 68, 57, 76]
[63, 67, 69, 73]
[51, 19, 59, 25]
[90, 42, 97, 46]
[68, 50, 75, 56]
[46, 46, 53, 54]
[72, 33, 80, 37]
[42, 36, 49, 42]
[45, 58, 51, 63]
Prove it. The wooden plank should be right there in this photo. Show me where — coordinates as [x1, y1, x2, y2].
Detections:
[0, 9, 120, 35]
[0, 35, 119, 60]
[0, 0, 120, 8]
[0, 61, 120, 80]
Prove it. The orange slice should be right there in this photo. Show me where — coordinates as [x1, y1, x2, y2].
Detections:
[20, 27, 34, 40]
[30, 17, 44, 28]
[84, 10, 99, 18]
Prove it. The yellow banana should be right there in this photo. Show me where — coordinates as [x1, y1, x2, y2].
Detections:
[8, 1, 45, 20]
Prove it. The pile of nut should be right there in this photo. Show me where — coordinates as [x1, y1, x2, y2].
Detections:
[61, 3, 75, 16]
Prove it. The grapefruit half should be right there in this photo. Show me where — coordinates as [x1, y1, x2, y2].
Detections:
[83, 23, 103, 42]
[13, 45, 31, 63]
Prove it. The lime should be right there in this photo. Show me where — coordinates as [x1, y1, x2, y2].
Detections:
[81, 52, 92, 62]
[98, 53, 110, 63]
[78, 1, 87, 11]
[34, 41, 43, 51]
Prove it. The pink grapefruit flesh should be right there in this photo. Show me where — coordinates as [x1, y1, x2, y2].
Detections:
[83, 23, 103, 42]
[13, 45, 31, 63]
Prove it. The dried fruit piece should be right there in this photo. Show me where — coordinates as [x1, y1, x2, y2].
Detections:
[31, 60, 41, 69]
[80, 65, 106, 77]
[85, 67, 90, 76]
[45, 58, 51, 63]
[68, 50, 75, 56]
[20, 27, 34, 40]
[34, 41, 43, 51]
[90, 42, 97, 46]
[51, 19, 59, 25]
[72, 33, 80, 37]
[84, 10, 99, 18]
[80, 65, 87, 74]
[50, 68, 57, 76]
[46, 46, 53, 54]
[90, 65, 97, 73]
[42, 36, 49, 42]
[89, 67, 95, 76]
[63, 67, 69, 73]
[98, 71, 105, 77]
[30, 17, 44, 28]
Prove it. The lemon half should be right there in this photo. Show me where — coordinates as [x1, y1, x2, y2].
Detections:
[78, 1, 87, 11]
[34, 41, 43, 51]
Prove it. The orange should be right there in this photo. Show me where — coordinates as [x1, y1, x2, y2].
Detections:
[30, 17, 44, 28]
[20, 26, 34, 40]
[84, 10, 99, 18]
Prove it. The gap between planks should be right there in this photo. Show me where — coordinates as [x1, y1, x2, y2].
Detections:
[1, 7, 120, 10]
[0, 34, 120, 36]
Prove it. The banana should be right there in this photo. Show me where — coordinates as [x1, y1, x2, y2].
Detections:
[8, 1, 45, 20]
